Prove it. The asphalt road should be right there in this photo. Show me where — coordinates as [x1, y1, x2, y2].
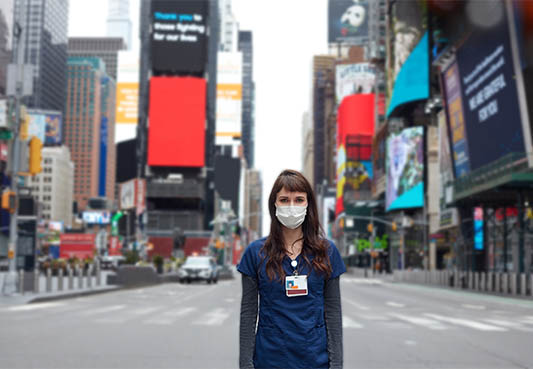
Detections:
[1, 275, 533, 369]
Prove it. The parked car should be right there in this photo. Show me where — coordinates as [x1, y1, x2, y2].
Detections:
[178, 256, 218, 284]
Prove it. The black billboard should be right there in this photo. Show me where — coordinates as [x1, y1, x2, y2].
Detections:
[328, 0, 369, 45]
[151, 0, 208, 74]
[453, 7, 525, 172]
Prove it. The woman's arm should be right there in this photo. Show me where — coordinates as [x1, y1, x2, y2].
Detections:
[324, 277, 343, 369]
[240, 274, 259, 369]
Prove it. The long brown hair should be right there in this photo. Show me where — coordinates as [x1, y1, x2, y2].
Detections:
[261, 169, 332, 281]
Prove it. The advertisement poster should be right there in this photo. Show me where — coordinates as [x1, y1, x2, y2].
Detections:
[455, 8, 525, 172]
[59, 233, 96, 259]
[328, 0, 369, 45]
[120, 180, 136, 209]
[438, 111, 459, 229]
[115, 51, 139, 125]
[27, 112, 45, 143]
[474, 207, 484, 251]
[44, 113, 62, 145]
[151, 0, 208, 74]
[216, 51, 243, 145]
[82, 211, 111, 225]
[386, 127, 424, 211]
[443, 62, 470, 178]
[335, 63, 376, 104]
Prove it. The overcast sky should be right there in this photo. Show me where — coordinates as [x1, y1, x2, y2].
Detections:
[69, 0, 329, 236]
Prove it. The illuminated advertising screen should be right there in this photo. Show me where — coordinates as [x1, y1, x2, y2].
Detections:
[82, 211, 111, 224]
[335, 63, 376, 104]
[115, 51, 139, 125]
[147, 76, 206, 167]
[27, 112, 45, 143]
[216, 51, 242, 145]
[151, 0, 208, 74]
[44, 112, 62, 145]
[474, 208, 484, 251]
[328, 0, 369, 45]
[454, 8, 525, 172]
[386, 127, 424, 211]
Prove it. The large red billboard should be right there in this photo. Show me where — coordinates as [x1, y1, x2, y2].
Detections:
[60, 233, 96, 259]
[148, 77, 206, 167]
[337, 93, 375, 149]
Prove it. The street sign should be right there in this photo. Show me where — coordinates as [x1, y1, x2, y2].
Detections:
[0, 130, 13, 140]
[7, 249, 14, 259]
[6, 64, 34, 97]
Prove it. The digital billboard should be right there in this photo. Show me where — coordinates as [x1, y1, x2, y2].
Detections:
[150, 0, 208, 74]
[437, 110, 458, 229]
[386, 127, 424, 212]
[328, 0, 369, 45]
[335, 63, 376, 104]
[147, 76, 206, 167]
[453, 8, 526, 172]
[44, 112, 62, 145]
[27, 112, 45, 143]
[216, 51, 242, 145]
[83, 211, 111, 224]
[115, 51, 139, 125]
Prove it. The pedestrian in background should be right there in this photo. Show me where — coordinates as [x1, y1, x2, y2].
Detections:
[238, 169, 346, 369]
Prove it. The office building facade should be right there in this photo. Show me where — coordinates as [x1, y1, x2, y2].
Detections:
[238, 31, 254, 168]
[67, 37, 126, 81]
[106, 0, 132, 50]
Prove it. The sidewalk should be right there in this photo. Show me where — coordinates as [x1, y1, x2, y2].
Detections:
[0, 270, 121, 305]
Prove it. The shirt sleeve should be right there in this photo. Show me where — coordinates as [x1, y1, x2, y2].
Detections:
[237, 242, 258, 278]
[324, 277, 343, 369]
[239, 274, 258, 369]
[328, 241, 347, 280]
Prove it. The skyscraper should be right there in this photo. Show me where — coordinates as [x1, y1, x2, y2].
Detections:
[107, 0, 132, 50]
[64, 57, 105, 210]
[67, 37, 126, 80]
[238, 31, 254, 168]
[0, 1, 14, 98]
[13, 0, 69, 113]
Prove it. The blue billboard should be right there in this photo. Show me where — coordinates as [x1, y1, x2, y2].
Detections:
[386, 127, 424, 212]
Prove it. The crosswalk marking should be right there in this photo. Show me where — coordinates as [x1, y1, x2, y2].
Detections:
[424, 313, 507, 332]
[192, 308, 230, 326]
[80, 304, 126, 316]
[388, 313, 447, 330]
[344, 298, 370, 311]
[386, 301, 405, 308]
[483, 319, 533, 332]
[462, 304, 486, 310]
[143, 307, 196, 325]
[6, 302, 65, 312]
[342, 278, 384, 285]
[343, 316, 363, 329]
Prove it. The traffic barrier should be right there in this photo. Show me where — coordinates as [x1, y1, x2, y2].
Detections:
[18, 270, 24, 294]
[488, 272, 493, 292]
[474, 272, 479, 291]
[58, 268, 64, 291]
[96, 262, 101, 286]
[495, 273, 501, 293]
[521, 274, 527, 296]
[77, 266, 83, 289]
[46, 268, 52, 292]
[468, 272, 473, 289]
[510, 273, 517, 295]
[87, 265, 92, 288]
[68, 266, 74, 290]
[480, 273, 486, 292]
[33, 269, 39, 293]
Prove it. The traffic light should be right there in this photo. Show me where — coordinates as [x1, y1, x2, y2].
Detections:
[367, 223, 373, 233]
[1, 190, 16, 213]
[391, 222, 397, 232]
[28, 137, 42, 175]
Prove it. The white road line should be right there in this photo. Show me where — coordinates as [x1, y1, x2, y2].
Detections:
[224, 298, 236, 303]
[462, 304, 486, 310]
[424, 313, 507, 332]
[94, 306, 162, 324]
[344, 298, 370, 311]
[343, 278, 384, 285]
[404, 340, 417, 346]
[6, 302, 65, 312]
[192, 308, 231, 326]
[80, 304, 126, 316]
[389, 313, 447, 330]
[358, 314, 390, 321]
[143, 307, 196, 325]
[343, 316, 363, 329]
[386, 301, 405, 308]
[483, 319, 533, 332]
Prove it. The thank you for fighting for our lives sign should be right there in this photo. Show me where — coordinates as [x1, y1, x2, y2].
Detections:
[150, 0, 208, 74]
[453, 7, 526, 173]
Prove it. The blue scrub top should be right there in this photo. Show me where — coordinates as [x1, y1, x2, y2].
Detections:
[238, 237, 346, 369]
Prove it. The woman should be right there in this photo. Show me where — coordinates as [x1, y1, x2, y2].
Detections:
[238, 169, 346, 369]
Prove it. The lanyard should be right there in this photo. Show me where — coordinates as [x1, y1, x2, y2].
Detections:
[291, 259, 298, 276]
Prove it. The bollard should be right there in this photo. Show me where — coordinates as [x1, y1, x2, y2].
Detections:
[46, 268, 52, 292]
[480, 273, 486, 292]
[510, 274, 517, 295]
[58, 268, 64, 291]
[34, 269, 40, 294]
[495, 273, 501, 293]
[521, 274, 527, 296]
[468, 272, 473, 290]
[68, 266, 74, 290]
[87, 265, 92, 288]
[488, 272, 493, 292]
[502, 273, 509, 294]
[96, 261, 101, 286]
[18, 269, 24, 294]
[78, 265, 83, 289]
[530, 274, 533, 297]
[454, 271, 459, 288]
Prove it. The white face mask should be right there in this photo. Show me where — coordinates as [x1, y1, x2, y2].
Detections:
[275, 205, 307, 229]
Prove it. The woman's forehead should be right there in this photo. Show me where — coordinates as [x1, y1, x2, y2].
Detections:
[277, 188, 307, 197]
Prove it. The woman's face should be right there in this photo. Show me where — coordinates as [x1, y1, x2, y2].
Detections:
[275, 187, 308, 207]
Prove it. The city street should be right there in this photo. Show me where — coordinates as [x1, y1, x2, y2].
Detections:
[1, 276, 533, 369]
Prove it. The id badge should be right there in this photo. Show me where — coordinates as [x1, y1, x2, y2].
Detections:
[285, 275, 308, 297]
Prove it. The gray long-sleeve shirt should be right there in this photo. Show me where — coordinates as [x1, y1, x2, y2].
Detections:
[239, 274, 343, 369]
